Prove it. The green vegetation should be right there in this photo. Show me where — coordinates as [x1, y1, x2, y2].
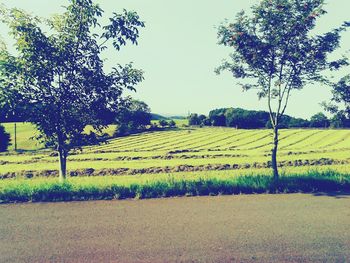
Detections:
[0, 170, 349, 203]
[1, 123, 116, 151]
[0, 124, 11, 152]
[0, 0, 349, 203]
[216, 0, 349, 179]
[0, 0, 145, 181]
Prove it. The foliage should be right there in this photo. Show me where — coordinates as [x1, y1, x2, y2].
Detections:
[309, 112, 329, 128]
[323, 74, 350, 126]
[211, 114, 226, 127]
[0, 45, 26, 122]
[330, 112, 350, 128]
[158, 119, 168, 127]
[188, 114, 199, 125]
[216, 0, 349, 178]
[168, 120, 176, 127]
[205, 108, 311, 129]
[115, 100, 151, 136]
[288, 117, 310, 128]
[0, 0, 144, 179]
[0, 124, 10, 152]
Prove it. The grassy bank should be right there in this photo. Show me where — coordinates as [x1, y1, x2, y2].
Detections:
[1, 170, 349, 203]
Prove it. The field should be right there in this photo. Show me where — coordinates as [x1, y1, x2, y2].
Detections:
[1, 123, 350, 203]
[1, 123, 350, 177]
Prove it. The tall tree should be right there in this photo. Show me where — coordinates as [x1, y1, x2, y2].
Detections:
[323, 74, 350, 126]
[0, 44, 22, 151]
[216, 0, 348, 179]
[0, 0, 144, 181]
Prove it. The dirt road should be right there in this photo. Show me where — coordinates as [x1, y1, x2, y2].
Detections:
[1, 193, 350, 262]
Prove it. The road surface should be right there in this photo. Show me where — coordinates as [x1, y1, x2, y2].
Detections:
[1, 193, 350, 262]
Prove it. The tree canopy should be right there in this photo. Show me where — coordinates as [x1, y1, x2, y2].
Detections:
[216, 0, 349, 179]
[0, 0, 145, 180]
[323, 74, 350, 127]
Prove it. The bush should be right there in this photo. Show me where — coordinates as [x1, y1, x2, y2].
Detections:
[0, 125, 11, 152]
[168, 120, 176, 127]
[159, 119, 168, 127]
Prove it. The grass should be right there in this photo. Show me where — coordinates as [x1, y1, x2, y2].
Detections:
[1, 126, 350, 176]
[0, 170, 349, 203]
[2, 122, 117, 151]
[1, 124, 350, 202]
[1, 122, 44, 151]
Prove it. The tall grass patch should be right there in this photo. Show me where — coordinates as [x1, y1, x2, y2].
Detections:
[0, 170, 349, 203]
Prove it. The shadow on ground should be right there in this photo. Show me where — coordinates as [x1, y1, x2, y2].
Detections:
[313, 191, 350, 199]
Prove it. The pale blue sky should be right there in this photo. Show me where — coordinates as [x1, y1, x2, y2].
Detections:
[1, 0, 349, 118]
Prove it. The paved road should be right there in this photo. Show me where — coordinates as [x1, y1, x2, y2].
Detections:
[1, 194, 350, 262]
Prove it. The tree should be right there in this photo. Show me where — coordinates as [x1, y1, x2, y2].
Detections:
[309, 112, 329, 128]
[115, 100, 151, 135]
[288, 117, 310, 128]
[0, 46, 24, 151]
[168, 120, 176, 128]
[0, 124, 10, 152]
[188, 113, 200, 125]
[159, 119, 168, 128]
[211, 114, 226, 127]
[202, 117, 211, 126]
[216, 0, 348, 179]
[329, 112, 350, 128]
[323, 74, 350, 126]
[0, 0, 144, 181]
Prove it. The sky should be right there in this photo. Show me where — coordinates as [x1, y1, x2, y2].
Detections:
[0, 0, 349, 119]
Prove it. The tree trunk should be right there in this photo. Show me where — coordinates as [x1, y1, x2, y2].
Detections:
[58, 147, 67, 182]
[271, 126, 279, 180]
[14, 123, 17, 151]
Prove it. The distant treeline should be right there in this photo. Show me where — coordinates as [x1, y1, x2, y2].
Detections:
[189, 108, 350, 129]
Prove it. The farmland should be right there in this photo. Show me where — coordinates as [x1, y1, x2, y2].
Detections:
[1, 124, 349, 179]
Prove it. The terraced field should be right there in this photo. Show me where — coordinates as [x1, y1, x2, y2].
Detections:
[0, 126, 349, 178]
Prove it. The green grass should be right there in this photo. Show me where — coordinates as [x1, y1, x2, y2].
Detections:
[0, 170, 349, 203]
[2, 122, 117, 151]
[1, 122, 44, 151]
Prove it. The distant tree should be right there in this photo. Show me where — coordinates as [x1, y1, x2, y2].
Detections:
[288, 117, 310, 128]
[116, 100, 151, 135]
[329, 112, 350, 128]
[211, 114, 226, 127]
[198, 114, 206, 124]
[0, 47, 24, 151]
[128, 100, 152, 128]
[159, 119, 168, 128]
[188, 113, 200, 125]
[329, 112, 347, 128]
[0, 1, 144, 181]
[323, 74, 350, 126]
[216, 0, 348, 179]
[309, 112, 330, 128]
[202, 117, 211, 126]
[0, 125, 10, 152]
[209, 108, 226, 120]
[168, 120, 176, 128]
